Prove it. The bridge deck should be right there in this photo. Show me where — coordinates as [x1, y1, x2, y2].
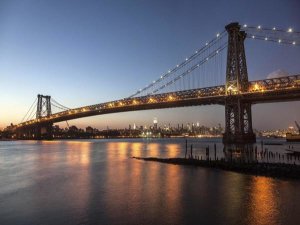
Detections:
[16, 75, 300, 129]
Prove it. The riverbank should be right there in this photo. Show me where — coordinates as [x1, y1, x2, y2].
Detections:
[132, 157, 300, 179]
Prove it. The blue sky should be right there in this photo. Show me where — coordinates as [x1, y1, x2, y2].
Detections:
[0, 0, 300, 130]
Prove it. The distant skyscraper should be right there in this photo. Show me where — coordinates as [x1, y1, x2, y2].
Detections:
[153, 117, 158, 130]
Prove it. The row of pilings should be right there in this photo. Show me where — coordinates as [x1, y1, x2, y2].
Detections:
[184, 140, 300, 165]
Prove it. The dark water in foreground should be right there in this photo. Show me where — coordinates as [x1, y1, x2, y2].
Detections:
[0, 138, 300, 225]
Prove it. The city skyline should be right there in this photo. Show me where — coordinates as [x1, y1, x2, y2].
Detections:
[1, 0, 300, 130]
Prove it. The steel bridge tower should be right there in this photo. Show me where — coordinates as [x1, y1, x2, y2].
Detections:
[223, 22, 256, 144]
[29, 94, 53, 139]
[36, 94, 52, 119]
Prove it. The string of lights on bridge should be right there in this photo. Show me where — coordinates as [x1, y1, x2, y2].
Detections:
[129, 30, 227, 98]
[242, 24, 300, 46]
[17, 73, 300, 128]
[130, 24, 300, 98]
[150, 43, 228, 95]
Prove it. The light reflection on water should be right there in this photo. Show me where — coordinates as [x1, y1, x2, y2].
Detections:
[0, 138, 299, 225]
[248, 177, 279, 225]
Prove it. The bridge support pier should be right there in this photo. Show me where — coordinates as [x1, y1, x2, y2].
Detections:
[223, 97, 256, 144]
[16, 123, 53, 140]
[37, 123, 53, 140]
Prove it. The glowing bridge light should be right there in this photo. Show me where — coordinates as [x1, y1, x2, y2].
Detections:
[177, 64, 179, 67]
[278, 39, 282, 43]
[252, 35, 255, 39]
[168, 95, 175, 101]
[272, 27, 276, 30]
[243, 24, 247, 28]
[265, 37, 268, 41]
[216, 33, 220, 37]
[205, 42, 208, 46]
[148, 97, 155, 103]
[257, 25, 261, 29]
[227, 85, 238, 94]
[253, 83, 260, 91]
[293, 41, 296, 45]
[288, 28, 293, 33]
[185, 58, 188, 61]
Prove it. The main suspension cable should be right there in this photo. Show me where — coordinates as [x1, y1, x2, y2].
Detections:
[129, 30, 227, 98]
[21, 98, 37, 123]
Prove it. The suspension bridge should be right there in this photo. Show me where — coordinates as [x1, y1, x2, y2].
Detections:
[10, 22, 300, 143]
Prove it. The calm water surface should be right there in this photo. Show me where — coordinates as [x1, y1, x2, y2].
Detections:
[0, 138, 300, 225]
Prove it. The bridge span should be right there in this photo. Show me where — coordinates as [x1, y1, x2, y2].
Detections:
[14, 75, 300, 137]
[10, 22, 300, 143]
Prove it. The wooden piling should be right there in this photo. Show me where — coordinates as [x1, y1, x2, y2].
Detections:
[214, 143, 217, 161]
[185, 139, 188, 158]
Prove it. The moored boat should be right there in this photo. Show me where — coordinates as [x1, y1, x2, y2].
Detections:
[286, 121, 300, 142]
[286, 133, 300, 142]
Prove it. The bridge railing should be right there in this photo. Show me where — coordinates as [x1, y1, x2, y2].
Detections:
[247, 74, 300, 93]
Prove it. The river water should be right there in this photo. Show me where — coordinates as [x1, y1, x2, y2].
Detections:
[0, 138, 300, 225]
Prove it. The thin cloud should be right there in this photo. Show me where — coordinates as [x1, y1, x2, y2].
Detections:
[266, 69, 290, 79]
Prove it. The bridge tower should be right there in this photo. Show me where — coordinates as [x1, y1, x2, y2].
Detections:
[223, 22, 256, 144]
[36, 94, 52, 118]
[34, 94, 53, 139]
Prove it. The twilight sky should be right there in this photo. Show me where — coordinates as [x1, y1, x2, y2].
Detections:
[0, 0, 299, 130]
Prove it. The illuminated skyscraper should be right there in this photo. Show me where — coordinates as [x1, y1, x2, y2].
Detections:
[153, 117, 158, 130]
